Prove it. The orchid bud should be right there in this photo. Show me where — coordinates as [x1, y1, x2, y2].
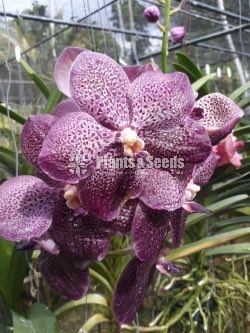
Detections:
[170, 26, 186, 44]
[144, 5, 160, 23]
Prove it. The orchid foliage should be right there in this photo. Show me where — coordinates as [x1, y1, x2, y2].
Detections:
[0, 43, 245, 327]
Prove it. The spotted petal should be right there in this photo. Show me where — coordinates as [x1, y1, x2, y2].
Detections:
[113, 257, 155, 323]
[55, 47, 85, 97]
[129, 71, 196, 130]
[70, 51, 130, 130]
[169, 208, 188, 248]
[112, 200, 138, 235]
[78, 169, 145, 221]
[21, 114, 56, 168]
[0, 176, 59, 241]
[194, 93, 244, 145]
[140, 118, 212, 164]
[39, 251, 89, 300]
[50, 197, 111, 261]
[139, 168, 192, 211]
[38, 112, 116, 184]
[132, 202, 170, 261]
[51, 99, 80, 117]
[193, 152, 219, 186]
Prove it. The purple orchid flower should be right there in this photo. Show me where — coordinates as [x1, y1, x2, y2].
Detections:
[36, 48, 216, 222]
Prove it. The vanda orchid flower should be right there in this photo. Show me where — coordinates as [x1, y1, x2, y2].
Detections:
[36, 48, 215, 220]
[35, 48, 241, 252]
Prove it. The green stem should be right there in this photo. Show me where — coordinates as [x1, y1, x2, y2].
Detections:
[161, 0, 171, 73]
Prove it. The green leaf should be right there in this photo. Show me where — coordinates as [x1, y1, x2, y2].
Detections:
[44, 88, 63, 113]
[54, 293, 109, 318]
[0, 104, 26, 125]
[89, 269, 113, 294]
[234, 124, 250, 135]
[172, 63, 197, 81]
[0, 239, 28, 313]
[20, 59, 50, 99]
[213, 216, 250, 229]
[206, 243, 250, 256]
[166, 227, 250, 261]
[0, 152, 16, 175]
[78, 314, 109, 332]
[27, 304, 59, 333]
[12, 304, 59, 333]
[229, 80, 250, 101]
[238, 95, 250, 109]
[192, 73, 216, 92]
[187, 195, 248, 228]
[12, 312, 35, 333]
[175, 53, 203, 79]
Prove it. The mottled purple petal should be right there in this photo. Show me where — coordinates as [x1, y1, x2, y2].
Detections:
[122, 63, 159, 83]
[70, 51, 130, 130]
[112, 200, 138, 235]
[55, 47, 85, 97]
[139, 168, 192, 211]
[0, 176, 59, 241]
[132, 202, 170, 261]
[193, 152, 219, 186]
[38, 112, 116, 184]
[21, 114, 56, 168]
[51, 99, 80, 117]
[78, 169, 145, 221]
[129, 71, 195, 130]
[50, 197, 111, 261]
[39, 251, 89, 300]
[113, 257, 155, 323]
[140, 118, 212, 163]
[194, 93, 244, 145]
[169, 209, 188, 248]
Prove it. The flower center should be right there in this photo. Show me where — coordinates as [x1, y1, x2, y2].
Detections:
[184, 180, 200, 201]
[120, 128, 145, 157]
[64, 185, 81, 210]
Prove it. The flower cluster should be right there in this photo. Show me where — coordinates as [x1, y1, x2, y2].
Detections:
[0, 47, 243, 323]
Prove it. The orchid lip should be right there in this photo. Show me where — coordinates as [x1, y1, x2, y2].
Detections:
[120, 127, 145, 157]
[64, 184, 81, 210]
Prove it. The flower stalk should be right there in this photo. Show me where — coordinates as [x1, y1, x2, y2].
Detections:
[161, 0, 171, 73]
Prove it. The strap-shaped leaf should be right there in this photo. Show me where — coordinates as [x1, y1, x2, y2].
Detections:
[192, 73, 216, 92]
[229, 80, 250, 102]
[78, 314, 109, 332]
[44, 88, 63, 113]
[187, 195, 248, 228]
[166, 227, 250, 261]
[20, 59, 50, 99]
[0, 104, 26, 125]
[206, 243, 250, 256]
[54, 294, 109, 318]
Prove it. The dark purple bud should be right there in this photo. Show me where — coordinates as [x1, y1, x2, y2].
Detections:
[144, 5, 160, 23]
[170, 26, 186, 44]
